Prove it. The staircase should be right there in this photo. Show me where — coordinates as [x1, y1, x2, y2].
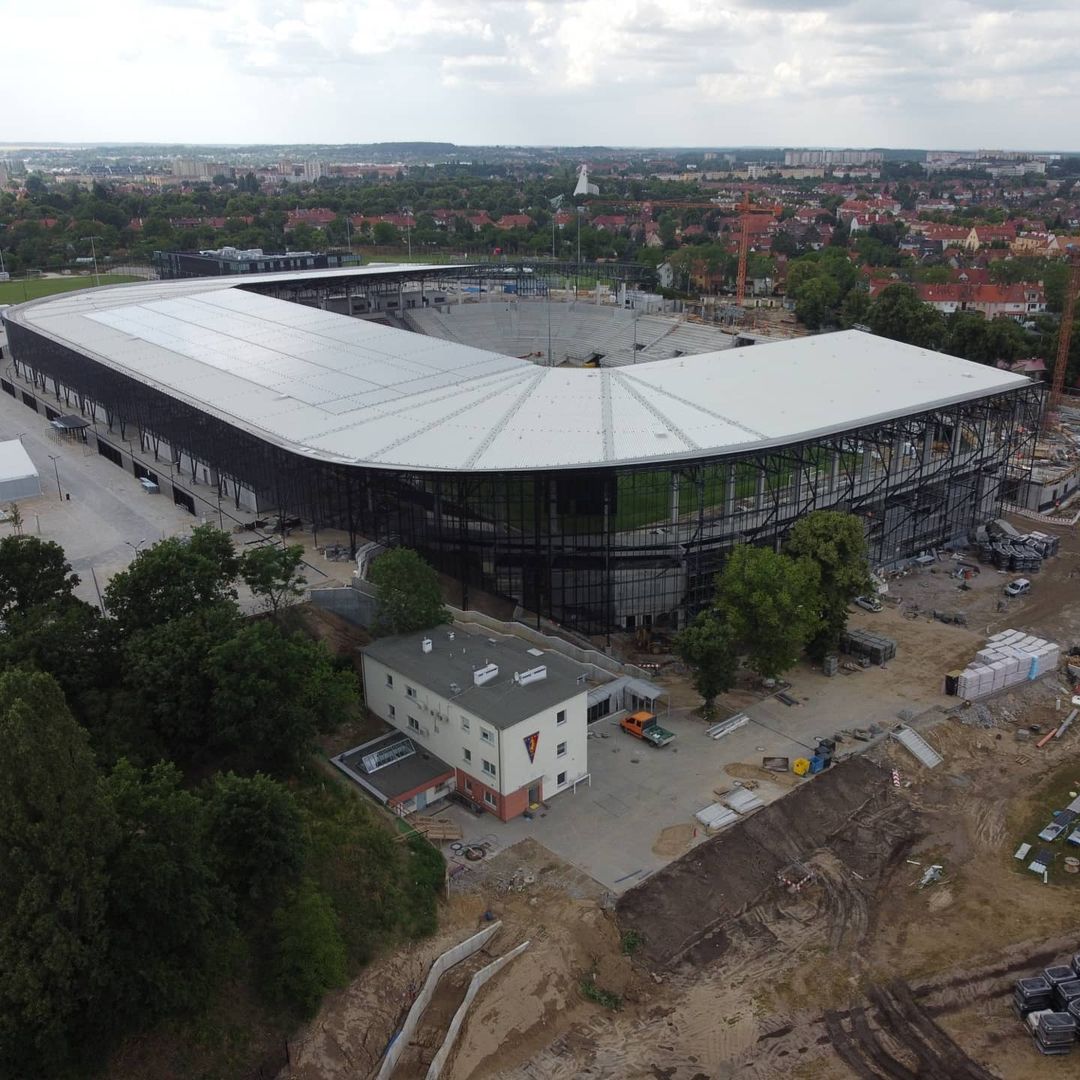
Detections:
[891, 724, 943, 769]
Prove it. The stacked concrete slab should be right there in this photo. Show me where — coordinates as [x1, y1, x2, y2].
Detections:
[954, 628, 1060, 700]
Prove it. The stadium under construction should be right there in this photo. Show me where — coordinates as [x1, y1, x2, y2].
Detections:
[2, 265, 1042, 635]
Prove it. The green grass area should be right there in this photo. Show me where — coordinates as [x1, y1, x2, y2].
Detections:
[1011, 755, 1080, 887]
[0, 274, 141, 305]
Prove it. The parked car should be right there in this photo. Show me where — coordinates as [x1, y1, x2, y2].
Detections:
[854, 595, 882, 613]
[1004, 578, 1031, 597]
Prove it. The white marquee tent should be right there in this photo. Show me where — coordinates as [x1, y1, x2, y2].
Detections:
[0, 439, 41, 502]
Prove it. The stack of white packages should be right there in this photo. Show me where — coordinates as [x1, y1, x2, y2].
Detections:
[694, 802, 739, 832]
[955, 629, 1060, 699]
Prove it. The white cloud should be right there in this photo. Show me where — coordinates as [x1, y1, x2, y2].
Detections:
[3, 0, 1079, 148]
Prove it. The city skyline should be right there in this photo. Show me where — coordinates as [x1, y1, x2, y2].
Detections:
[5, 0, 1079, 150]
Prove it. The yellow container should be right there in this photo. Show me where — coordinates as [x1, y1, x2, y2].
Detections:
[792, 757, 811, 776]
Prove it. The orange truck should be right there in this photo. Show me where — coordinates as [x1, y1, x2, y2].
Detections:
[619, 710, 676, 748]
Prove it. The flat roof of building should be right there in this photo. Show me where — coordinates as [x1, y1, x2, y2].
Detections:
[0, 438, 38, 483]
[336, 732, 453, 802]
[362, 627, 590, 731]
[6, 269, 1033, 473]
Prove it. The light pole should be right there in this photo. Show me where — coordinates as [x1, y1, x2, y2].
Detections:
[125, 538, 146, 558]
[47, 454, 62, 499]
[81, 235, 103, 287]
[403, 209, 412, 258]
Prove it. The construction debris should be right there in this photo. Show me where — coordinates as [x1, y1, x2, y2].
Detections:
[952, 702, 996, 729]
[762, 756, 790, 772]
[916, 864, 945, 889]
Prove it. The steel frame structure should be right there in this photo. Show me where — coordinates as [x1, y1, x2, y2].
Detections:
[5, 312, 1041, 636]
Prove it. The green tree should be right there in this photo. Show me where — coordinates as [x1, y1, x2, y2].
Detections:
[372, 220, 397, 245]
[713, 545, 823, 679]
[104, 525, 239, 638]
[0, 535, 79, 619]
[208, 622, 357, 770]
[0, 670, 116, 1076]
[838, 287, 872, 328]
[673, 610, 739, 716]
[100, 760, 231, 1027]
[239, 543, 307, 619]
[786, 511, 872, 659]
[369, 548, 450, 635]
[116, 602, 240, 762]
[205, 772, 304, 907]
[270, 880, 347, 1017]
[793, 275, 840, 329]
[0, 597, 113, 728]
[868, 284, 946, 350]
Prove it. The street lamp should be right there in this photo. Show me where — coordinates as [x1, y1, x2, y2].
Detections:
[125, 538, 146, 557]
[401, 208, 412, 258]
[81, 235, 103, 287]
[47, 453, 62, 499]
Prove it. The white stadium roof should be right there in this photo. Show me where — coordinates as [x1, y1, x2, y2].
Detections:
[7, 267, 1032, 472]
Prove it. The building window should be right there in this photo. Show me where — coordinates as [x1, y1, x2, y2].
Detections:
[482, 759, 496, 778]
[386, 674, 393, 688]
[406, 685, 416, 699]
[388, 704, 395, 719]
[461, 715, 470, 732]
[557, 771, 567, 786]
[557, 709, 566, 726]
[557, 741, 567, 758]
[408, 716, 420, 732]
[480, 727, 494, 744]
[463, 748, 472, 764]
[484, 791, 497, 808]
[464, 779, 472, 793]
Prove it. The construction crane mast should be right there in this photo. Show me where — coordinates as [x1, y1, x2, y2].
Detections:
[1048, 250, 1080, 419]
[735, 196, 782, 306]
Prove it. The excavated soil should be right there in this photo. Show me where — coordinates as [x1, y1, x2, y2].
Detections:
[618, 756, 913, 969]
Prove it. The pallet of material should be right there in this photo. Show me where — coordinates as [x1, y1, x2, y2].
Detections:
[404, 816, 463, 841]
[953, 629, 1060, 699]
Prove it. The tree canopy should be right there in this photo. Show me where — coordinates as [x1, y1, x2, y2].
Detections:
[787, 511, 872, 659]
[673, 610, 738, 716]
[714, 545, 823, 678]
[0, 527, 443, 1075]
[369, 547, 450, 635]
[0, 535, 79, 619]
[104, 525, 239, 638]
[0, 669, 116, 1076]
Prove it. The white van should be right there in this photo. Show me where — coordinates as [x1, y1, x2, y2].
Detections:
[1004, 578, 1031, 597]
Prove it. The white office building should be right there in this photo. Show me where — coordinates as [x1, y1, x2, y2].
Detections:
[361, 627, 590, 820]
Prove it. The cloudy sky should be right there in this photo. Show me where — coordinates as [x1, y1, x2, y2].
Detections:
[7, 0, 1079, 149]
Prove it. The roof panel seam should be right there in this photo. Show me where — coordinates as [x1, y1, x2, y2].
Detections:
[611, 371, 701, 451]
[463, 370, 548, 469]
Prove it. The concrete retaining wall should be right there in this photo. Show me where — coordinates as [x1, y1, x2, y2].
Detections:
[374, 922, 501, 1080]
[424, 940, 530, 1080]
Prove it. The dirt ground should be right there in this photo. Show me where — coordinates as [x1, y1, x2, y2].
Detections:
[282, 516, 1080, 1080]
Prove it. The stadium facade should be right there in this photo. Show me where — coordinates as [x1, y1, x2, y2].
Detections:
[3, 267, 1041, 636]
